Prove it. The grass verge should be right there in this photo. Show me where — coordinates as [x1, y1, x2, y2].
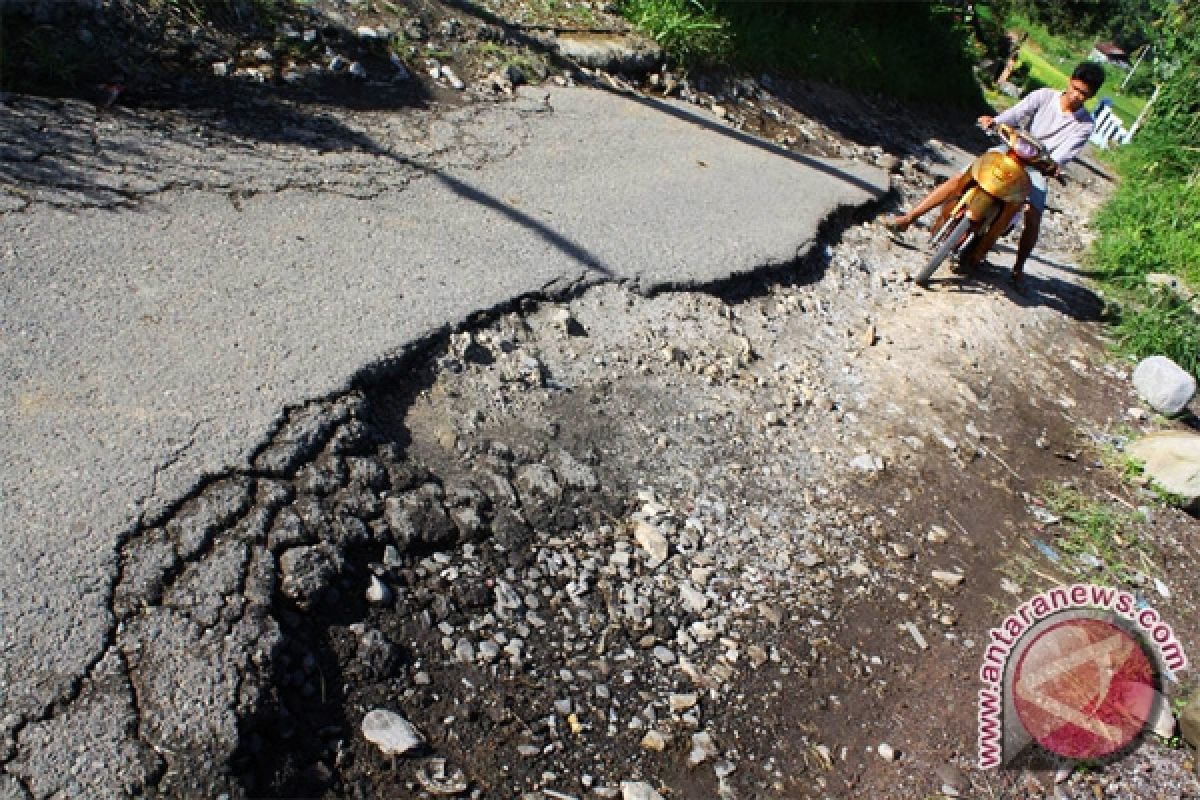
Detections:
[1042, 483, 1148, 585]
[616, 0, 731, 66]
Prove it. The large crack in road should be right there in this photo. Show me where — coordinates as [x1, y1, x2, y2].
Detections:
[0, 185, 1119, 798]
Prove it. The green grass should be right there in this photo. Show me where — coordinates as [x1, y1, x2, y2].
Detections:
[1109, 289, 1200, 379]
[617, 0, 731, 66]
[1042, 484, 1146, 584]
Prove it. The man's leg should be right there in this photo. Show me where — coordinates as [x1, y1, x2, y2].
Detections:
[1011, 170, 1047, 287]
[889, 173, 970, 230]
[1012, 204, 1041, 280]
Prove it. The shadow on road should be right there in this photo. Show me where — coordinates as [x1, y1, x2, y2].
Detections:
[926, 261, 1108, 323]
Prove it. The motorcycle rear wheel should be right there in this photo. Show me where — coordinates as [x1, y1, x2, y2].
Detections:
[915, 215, 973, 286]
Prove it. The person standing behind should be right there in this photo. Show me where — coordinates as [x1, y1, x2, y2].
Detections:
[884, 62, 1105, 289]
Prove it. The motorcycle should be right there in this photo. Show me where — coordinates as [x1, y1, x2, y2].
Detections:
[914, 123, 1055, 286]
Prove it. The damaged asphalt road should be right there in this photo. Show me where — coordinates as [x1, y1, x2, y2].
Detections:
[0, 84, 886, 796]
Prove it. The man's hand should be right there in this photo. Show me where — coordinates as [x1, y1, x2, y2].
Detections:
[977, 115, 995, 129]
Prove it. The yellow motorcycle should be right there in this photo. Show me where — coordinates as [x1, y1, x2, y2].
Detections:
[914, 123, 1055, 286]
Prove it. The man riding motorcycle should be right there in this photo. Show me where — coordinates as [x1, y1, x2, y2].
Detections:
[884, 62, 1105, 291]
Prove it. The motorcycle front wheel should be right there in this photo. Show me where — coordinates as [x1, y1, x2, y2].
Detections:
[915, 215, 973, 286]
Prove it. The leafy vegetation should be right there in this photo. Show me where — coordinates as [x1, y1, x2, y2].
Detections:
[1001, 0, 1158, 52]
[1090, 0, 1200, 377]
[1043, 483, 1147, 583]
[617, 1, 985, 105]
[616, 0, 731, 66]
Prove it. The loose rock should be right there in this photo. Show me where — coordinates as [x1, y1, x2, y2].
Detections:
[1132, 355, 1196, 415]
[361, 709, 423, 756]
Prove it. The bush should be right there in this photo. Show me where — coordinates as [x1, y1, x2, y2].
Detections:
[1090, 0, 1200, 378]
[617, 0, 732, 66]
[711, 1, 985, 106]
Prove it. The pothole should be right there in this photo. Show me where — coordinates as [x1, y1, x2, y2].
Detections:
[30, 207, 914, 799]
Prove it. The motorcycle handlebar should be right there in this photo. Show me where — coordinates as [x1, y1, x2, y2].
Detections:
[982, 122, 1056, 174]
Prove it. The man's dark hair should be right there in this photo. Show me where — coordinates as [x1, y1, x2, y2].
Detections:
[1072, 62, 1106, 94]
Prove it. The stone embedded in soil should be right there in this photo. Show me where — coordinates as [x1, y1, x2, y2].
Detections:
[640, 730, 668, 751]
[931, 569, 964, 587]
[689, 732, 719, 766]
[850, 453, 883, 471]
[936, 763, 969, 796]
[360, 709, 424, 757]
[365, 574, 390, 605]
[415, 758, 469, 795]
[1181, 693, 1200, 750]
[633, 520, 669, 566]
[1128, 431, 1200, 503]
[927, 525, 950, 544]
[670, 693, 698, 712]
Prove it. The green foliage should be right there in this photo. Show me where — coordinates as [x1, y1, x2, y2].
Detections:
[615, 1, 985, 104]
[0, 19, 102, 93]
[713, 1, 984, 105]
[617, 0, 731, 66]
[1110, 289, 1200, 378]
[1090, 0, 1200, 378]
[1007, 0, 1158, 50]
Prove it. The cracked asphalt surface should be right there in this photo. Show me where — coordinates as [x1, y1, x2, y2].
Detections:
[0, 84, 885, 795]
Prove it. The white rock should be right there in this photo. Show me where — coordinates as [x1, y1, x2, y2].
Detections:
[679, 583, 708, 614]
[479, 640, 501, 663]
[621, 781, 665, 800]
[440, 65, 466, 90]
[669, 693, 698, 713]
[688, 731, 719, 766]
[932, 570, 964, 587]
[633, 520, 669, 566]
[361, 709, 423, 756]
[1133, 355, 1196, 415]
[850, 453, 883, 472]
[652, 645, 676, 665]
[366, 575, 391, 605]
[877, 742, 897, 761]
[640, 730, 668, 751]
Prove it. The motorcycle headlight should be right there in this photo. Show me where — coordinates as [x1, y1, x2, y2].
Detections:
[1013, 137, 1040, 160]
